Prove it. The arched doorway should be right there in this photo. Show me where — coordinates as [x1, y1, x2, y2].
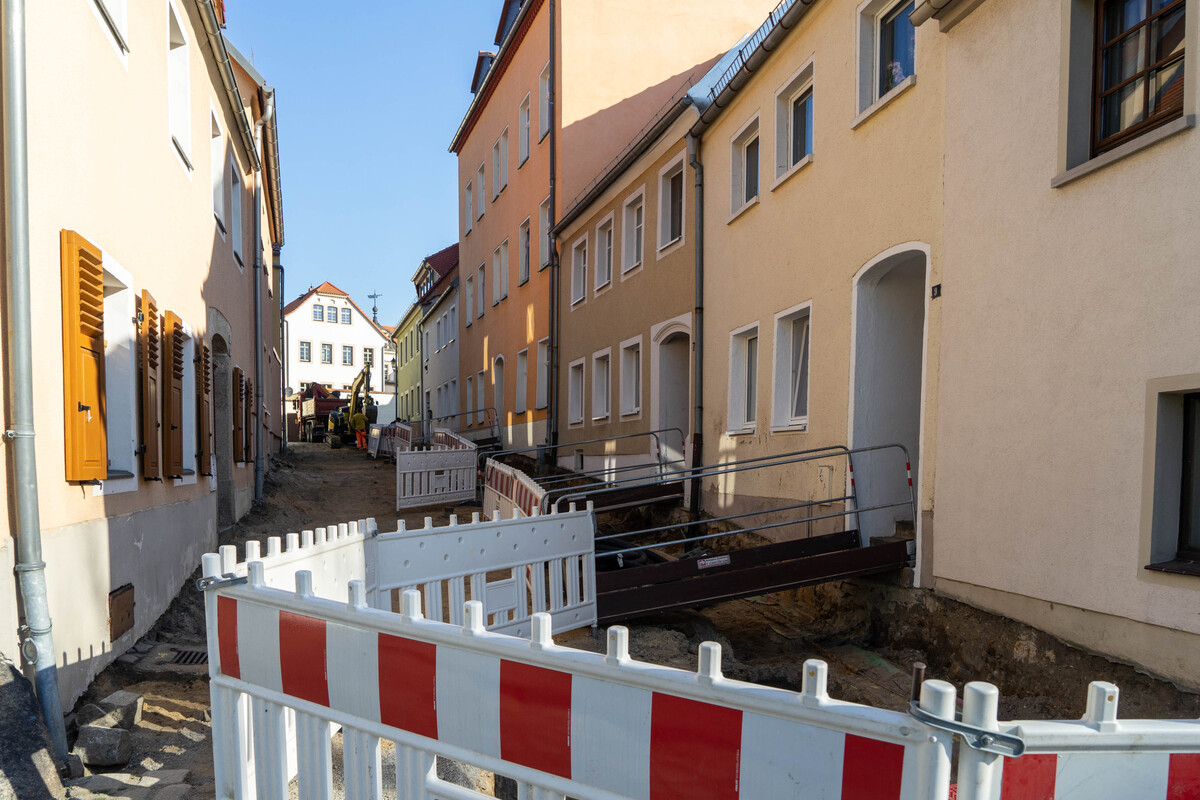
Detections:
[653, 328, 691, 468]
[850, 244, 928, 547]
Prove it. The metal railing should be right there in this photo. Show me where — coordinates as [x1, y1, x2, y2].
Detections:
[707, 0, 800, 104]
[410, 407, 500, 446]
[485, 427, 686, 491]
[546, 443, 917, 562]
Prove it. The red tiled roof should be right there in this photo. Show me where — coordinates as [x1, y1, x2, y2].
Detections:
[425, 243, 459, 278]
[282, 281, 388, 338]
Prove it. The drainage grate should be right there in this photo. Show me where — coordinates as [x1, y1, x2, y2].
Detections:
[169, 648, 209, 666]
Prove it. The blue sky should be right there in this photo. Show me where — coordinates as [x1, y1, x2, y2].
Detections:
[225, 1, 500, 326]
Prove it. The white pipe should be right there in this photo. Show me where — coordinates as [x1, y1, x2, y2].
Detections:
[2, 0, 68, 759]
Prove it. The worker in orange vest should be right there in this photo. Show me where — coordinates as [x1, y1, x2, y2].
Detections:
[351, 410, 368, 450]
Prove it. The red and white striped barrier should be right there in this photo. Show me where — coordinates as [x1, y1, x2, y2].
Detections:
[397, 429, 477, 511]
[954, 682, 1200, 800]
[485, 459, 546, 518]
[201, 559, 957, 800]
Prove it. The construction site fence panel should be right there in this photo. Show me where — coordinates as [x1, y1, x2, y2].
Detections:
[484, 458, 547, 518]
[397, 429, 477, 510]
[201, 561, 958, 800]
[952, 680, 1200, 800]
[368, 423, 411, 460]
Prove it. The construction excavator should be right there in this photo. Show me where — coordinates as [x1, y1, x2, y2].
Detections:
[325, 364, 378, 447]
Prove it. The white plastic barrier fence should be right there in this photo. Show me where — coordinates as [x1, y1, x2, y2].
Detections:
[368, 423, 409, 460]
[484, 459, 546, 518]
[951, 681, 1200, 800]
[397, 428, 477, 510]
[372, 507, 596, 637]
[217, 518, 376, 600]
[201, 559, 958, 800]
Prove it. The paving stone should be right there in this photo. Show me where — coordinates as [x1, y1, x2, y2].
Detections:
[98, 690, 144, 730]
[77, 773, 139, 792]
[75, 703, 122, 729]
[72, 724, 132, 767]
[143, 768, 190, 786]
[151, 784, 192, 800]
[63, 752, 85, 779]
[132, 640, 156, 654]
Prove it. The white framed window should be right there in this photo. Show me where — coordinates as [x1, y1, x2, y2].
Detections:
[518, 218, 531, 285]
[211, 109, 225, 232]
[364, 347, 374, 367]
[772, 303, 812, 430]
[167, 0, 191, 170]
[464, 181, 474, 234]
[424, 331, 430, 360]
[465, 276, 474, 326]
[595, 215, 614, 290]
[436, 317, 444, 349]
[100, 258, 137, 487]
[476, 164, 486, 218]
[492, 240, 508, 304]
[476, 370, 486, 423]
[568, 358, 585, 425]
[730, 116, 761, 216]
[341, 308, 351, 324]
[449, 304, 457, 339]
[539, 197, 552, 268]
[177, 324, 197, 483]
[327, 304, 338, 323]
[539, 61, 551, 139]
[570, 235, 587, 306]
[857, 0, 917, 114]
[312, 305, 324, 322]
[774, 60, 815, 183]
[342, 345, 354, 366]
[231, 161, 243, 266]
[500, 128, 509, 189]
[515, 349, 529, 414]
[728, 323, 760, 433]
[466, 375, 474, 422]
[492, 132, 508, 199]
[320, 343, 333, 364]
[536, 338, 549, 410]
[477, 265, 486, 318]
[622, 188, 645, 274]
[299, 341, 311, 362]
[620, 336, 642, 416]
[592, 349, 611, 422]
[92, 0, 129, 55]
[658, 153, 686, 250]
[518, 94, 531, 165]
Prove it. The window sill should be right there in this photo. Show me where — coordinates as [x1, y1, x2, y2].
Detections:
[518, 276, 529, 287]
[539, 260, 551, 272]
[771, 153, 813, 192]
[518, 154, 529, 169]
[726, 196, 759, 225]
[851, 74, 917, 130]
[591, 415, 610, 423]
[656, 236, 684, 259]
[1052, 116, 1195, 189]
[214, 214, 227, 236]
[619, 408, 641, 420]
[172, 135, 194, 173]
[570, 296, 585, 308]
[594, 278, 612, 296]
[770, 421, 809, 433]
[1145, 559, 1200, 578]
[539, 129, 550, 144]
[106, 470, 136, 480]
[725, 426, 757, 437]
[620, 261, 643, 281]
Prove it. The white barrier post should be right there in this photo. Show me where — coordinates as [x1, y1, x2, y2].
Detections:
[957, 681, 1002, 800]
[918, 679, 957, 800]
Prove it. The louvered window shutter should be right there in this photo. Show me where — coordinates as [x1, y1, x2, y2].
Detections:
[232, 366, 244, 461]
[198, 343, 213, 475]
[138, 290, 161, 480]
[60, 230, 107, 482]
[243, 378, 254, 462]
[162, 311, 185, 478]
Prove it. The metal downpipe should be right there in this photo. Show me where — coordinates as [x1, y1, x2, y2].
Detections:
[276, 245, 285, 454]
[544, 0, 559, 464]
[2, 0, 68, 759]
[253, 89, 275, 501]
[686, 133, 704, 515]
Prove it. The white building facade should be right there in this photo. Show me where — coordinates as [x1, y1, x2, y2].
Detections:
[284, 282, 394, 422]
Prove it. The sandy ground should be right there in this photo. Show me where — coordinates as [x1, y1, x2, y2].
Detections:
[62, 443, 1200, 799]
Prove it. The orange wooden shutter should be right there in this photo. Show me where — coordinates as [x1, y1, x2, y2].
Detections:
[198, 343, 212, 475]
[243, 378, 254, 462]
[138, 290, 161, 480]
[60, 230, 107, 482]
[162, 311, 185, 478]
[232, 366, 244, 461]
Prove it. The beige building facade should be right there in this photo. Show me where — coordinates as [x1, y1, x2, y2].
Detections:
[554, 105, 701, 473]
[452, 0, 779, 451]
[923, 0, 1199, 689]
[695, 0, 946, 555]
[0, 0, 283, 708]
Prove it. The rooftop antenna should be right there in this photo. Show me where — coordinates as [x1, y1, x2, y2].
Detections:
[368, 290, 382, 324]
